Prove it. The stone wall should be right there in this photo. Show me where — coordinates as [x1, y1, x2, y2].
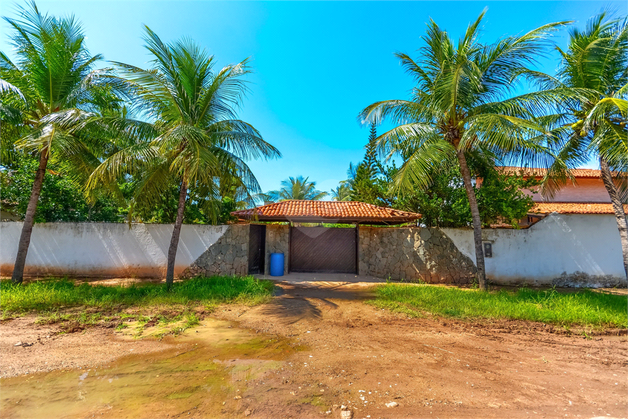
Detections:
[264, 224, 290, 275]
[359, 226, 477, 284]
[180, 224, 249, 278]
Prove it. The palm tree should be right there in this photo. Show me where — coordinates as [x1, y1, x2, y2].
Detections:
[331, 182, 352, 201]
[87, 27, 280, 288]
[359, 11, 569, 290]
[268, 176, 328, 201]
[1, 2, 118, 283]
[543, 14, 628, 278]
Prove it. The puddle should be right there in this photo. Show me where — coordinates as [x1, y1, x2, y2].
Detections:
[1, 319, 303, 419]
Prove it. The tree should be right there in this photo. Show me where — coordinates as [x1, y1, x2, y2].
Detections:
[350, 163, 388, 205]
[268, 176, 328, 201]
[363, 123, 381, 177]
[348, 123, 390, 205]
[359, 11, 569, 290]
[392, 162, 538, 228]
[331, 182, 352, 201]
[543, 13, 628, 278]
[87, 27, 280, 288]
[0, 154, 122, 222]
[122, 165, 257, 225]
[1, 2, 119, 283]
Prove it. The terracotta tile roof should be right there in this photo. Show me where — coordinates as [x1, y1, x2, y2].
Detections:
[231, 200, 421, 224]
[498, 166, 601, 178]
[530, 202, 628, 215]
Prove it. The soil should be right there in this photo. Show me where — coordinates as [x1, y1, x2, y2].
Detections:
[0, 317, 181, 378]
[1, 281, 626, 419]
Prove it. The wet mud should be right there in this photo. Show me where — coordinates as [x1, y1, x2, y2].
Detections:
[1, 319, 301, 419]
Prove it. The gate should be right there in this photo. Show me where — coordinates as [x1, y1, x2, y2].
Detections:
[290, 226, 357, 273]
[248, 225, 266, 274]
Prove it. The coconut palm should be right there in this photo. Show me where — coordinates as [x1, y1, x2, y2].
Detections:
[268, 176, 328, 201]
[86, 27, 280, 288]
[1, 2, 118, 283]
[331, 182, 352, 201]
[542, 13, 628, 278]
[359, 11, 569, 290]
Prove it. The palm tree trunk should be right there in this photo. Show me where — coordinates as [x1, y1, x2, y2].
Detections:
[599, 158, 628, 279]
[165, 178, 187, 289]
[456, 149, 488, 290]
[12, 149, 50, 284]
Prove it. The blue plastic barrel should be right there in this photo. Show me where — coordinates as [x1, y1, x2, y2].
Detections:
[269, 253, 284, 277]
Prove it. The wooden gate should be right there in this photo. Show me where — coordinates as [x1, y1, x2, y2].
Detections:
[248, 225, 266, 274]
[290, 226, 357, 273]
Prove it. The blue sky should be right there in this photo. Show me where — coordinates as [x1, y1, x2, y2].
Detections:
[1, 1, 625, 195]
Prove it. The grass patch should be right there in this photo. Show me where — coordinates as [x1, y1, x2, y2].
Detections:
[1, 276, 274, 337]
[370, 284, 627, 328]
[1, 275, 274, 315]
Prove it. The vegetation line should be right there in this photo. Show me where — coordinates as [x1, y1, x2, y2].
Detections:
[369, 284, 627, 328]
[1, 276, 274, 315]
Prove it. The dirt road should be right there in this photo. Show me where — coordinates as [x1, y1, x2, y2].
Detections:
[1, 282, 626, 418]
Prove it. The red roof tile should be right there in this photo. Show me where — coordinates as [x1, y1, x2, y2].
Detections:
[530, 202, 628, 215]
[498, 166, 601, 178]
[231, 200, 421, 224]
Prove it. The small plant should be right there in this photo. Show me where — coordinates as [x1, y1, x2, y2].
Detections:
[184, 312, 200, 328]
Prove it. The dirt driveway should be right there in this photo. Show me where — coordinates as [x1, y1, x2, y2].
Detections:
[1, 281, 626, 419]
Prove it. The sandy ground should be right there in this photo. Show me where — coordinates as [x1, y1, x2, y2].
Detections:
[1, 281, 626, 419]
[0, 317, 181, 378]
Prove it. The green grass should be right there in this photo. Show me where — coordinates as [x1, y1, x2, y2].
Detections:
[1, 275, 274, 316]
[370, 284, 627, 328]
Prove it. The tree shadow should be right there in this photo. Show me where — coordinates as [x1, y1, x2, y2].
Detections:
[260, 282, 377, 324]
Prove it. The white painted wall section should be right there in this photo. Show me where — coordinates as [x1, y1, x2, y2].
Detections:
[0, 223, 227, 278]
[1, 216, 624, 286]
[443, 214, 626, 285]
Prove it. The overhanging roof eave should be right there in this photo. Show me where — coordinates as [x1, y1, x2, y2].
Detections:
[235, 215, 420, 225]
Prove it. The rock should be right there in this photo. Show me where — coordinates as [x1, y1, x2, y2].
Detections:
[234, 395, 242, 400]
[14, 342, 22, 346]
[385, 402, 399, 408]
[340, 410, 353, 419]
[244, 409, 251, 416]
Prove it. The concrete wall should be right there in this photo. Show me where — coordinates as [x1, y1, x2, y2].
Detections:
[2, 216, 624, 287]
[525, 178, 610, 203]
[0, 222, 227, 278]
[358, 226, 477, 284]
[442, 213, 626, 287]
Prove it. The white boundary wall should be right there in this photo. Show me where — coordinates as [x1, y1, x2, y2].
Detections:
[1, 215, 625, 286]
[443, 213, 626, 286]
[0, 222, 227, 278]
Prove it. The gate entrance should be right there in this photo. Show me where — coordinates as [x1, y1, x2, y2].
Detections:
[248, 225, 266, 274]
[289, 226, 357, 274]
